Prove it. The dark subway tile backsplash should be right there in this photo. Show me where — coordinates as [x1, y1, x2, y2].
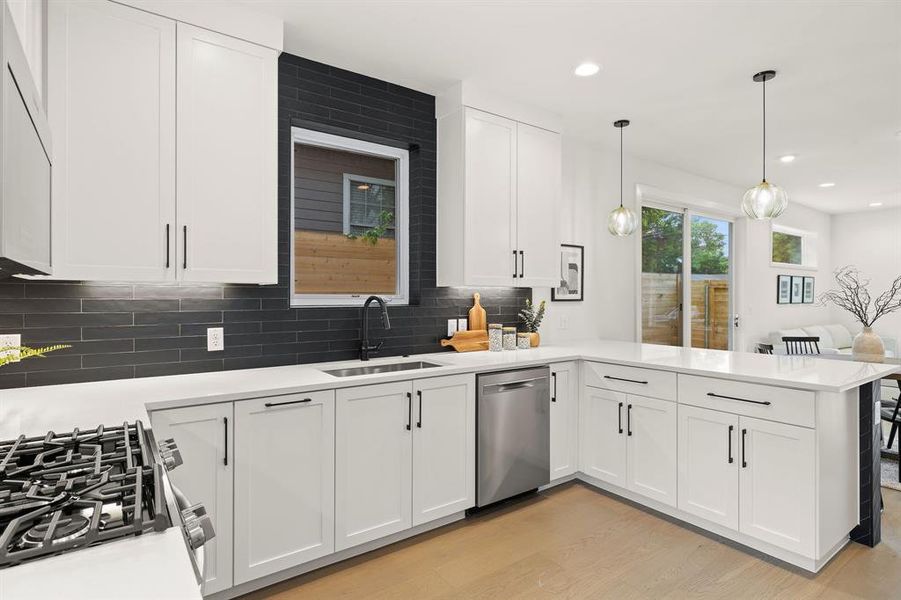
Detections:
[0, 54, 530, 389]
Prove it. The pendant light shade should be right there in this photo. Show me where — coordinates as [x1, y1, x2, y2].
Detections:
[608, 119, 637, 236]
[741, 70, 788, 220]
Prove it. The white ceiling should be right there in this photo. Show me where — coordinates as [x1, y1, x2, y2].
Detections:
[246, 0, 901, 214]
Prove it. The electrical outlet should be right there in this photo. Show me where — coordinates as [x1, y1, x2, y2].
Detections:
[207, 327, 224, 352]
[0, 333, 22, 362]
[446, 318, 458, 337]
[559, 315, 569, 330]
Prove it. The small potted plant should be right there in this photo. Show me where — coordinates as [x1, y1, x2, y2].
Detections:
[819, 266, 901, 362]
[519, 299, 546, 347]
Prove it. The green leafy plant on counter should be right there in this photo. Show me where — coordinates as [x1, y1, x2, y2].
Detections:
[0, 344, 72, 368]
[519, 299, 546, 333]
[345, 211, 395, 246]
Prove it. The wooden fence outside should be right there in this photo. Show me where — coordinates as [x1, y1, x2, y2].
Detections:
[641, 273, 730, 350]
[294, 230, 396, 294]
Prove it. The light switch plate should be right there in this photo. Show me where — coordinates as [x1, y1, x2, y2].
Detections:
[446, 318, 458, 337]
[0, 333, 21, 362]
[559, 315, 569, 330]
[457, 317, 468, 331]
[207, 327, 224, 352]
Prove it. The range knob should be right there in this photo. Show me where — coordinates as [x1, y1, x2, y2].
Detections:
[181, 503, 216, 549]
[158, 438, 183, 471]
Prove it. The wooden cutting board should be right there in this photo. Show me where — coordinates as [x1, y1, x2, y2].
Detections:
[468, 292, 487, 331]
[441, 330, 489, 352]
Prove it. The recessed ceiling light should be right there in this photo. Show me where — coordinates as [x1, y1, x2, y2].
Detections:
[574, 62, 601, 77]
[869, 202, 883, 207]
[818, 182, 836, 188]
[779, 155, 796, 163]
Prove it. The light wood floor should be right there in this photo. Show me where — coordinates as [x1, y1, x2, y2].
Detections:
[243, 483, 901, 599]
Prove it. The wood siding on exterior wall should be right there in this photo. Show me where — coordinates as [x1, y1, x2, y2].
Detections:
[294, 231, 396, 294]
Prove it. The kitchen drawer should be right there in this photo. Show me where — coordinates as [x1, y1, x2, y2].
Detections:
[583, 362, 677, 402]
[678, 374, 815, 428]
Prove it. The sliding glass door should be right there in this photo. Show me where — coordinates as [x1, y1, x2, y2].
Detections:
[641, 206, 733, 350]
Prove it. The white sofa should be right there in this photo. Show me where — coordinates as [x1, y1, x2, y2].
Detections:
[768, 323, 897, 356]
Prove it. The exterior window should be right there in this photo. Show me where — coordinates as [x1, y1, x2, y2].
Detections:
[291, 128, 409, 307]
[771, 225, 817, 268]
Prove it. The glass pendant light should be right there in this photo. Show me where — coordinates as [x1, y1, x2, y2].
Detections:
[608, 119, 637, 236]
[741, 70, 788, 219]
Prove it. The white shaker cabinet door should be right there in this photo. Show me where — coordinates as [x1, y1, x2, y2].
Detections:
[151, 403, 233, 595]
[677, 405, 739, 529]
[515, 122, 560, 287]
[176, 23, 277, 284]
[463, 108, 517, 286]
[48, 0, 176, 281]
[335, 381, 413, 551]
[412, 374, 475, 526]
[580, 387, 627, 487]
[738, 416, 816, 557]
[550, 362, 579, 480]
[233, 392, 336, 584]
[626, 394, 677, 507]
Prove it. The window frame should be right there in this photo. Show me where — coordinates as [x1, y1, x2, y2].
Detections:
[770, 223, 818, 271]
[290, 127, 409, 307]
[342, 173, 397, 236]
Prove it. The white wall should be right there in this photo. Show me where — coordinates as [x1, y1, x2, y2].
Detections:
[736, 203, 834, 351]
[829, 207, 901, 348]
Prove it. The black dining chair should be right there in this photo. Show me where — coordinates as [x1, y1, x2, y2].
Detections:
[756, 343, 774, 355]
[782, 336, 820, 355]
[882, 380, 901, 451]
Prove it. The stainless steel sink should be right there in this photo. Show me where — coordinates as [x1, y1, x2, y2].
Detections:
[322, 361, 443, 378]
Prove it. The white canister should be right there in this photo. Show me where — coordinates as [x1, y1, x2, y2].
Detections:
[502, 327, 517, 350]
[488, 324, 503, 352]
[517, 333, 531, 350]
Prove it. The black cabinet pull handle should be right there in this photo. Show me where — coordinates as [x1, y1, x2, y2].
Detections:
[727, 424, 733, 464]
[182, 225, 187, 269]
[512, 250, 518, 279]
[406, 392, 412, 430]
[618, 401, 623, 434]
[223, 416, 228, 466]
[627, 404, 633, 436]
[519, 250, 524, 278]
[604, 375, 648, 385]
[551, 372, 557, 402]
[264, 397, 312, 408]
[741, 428, 748, 468]
[165, 224, 170, 268]
[707, 392, 771, 406]
[416, 390, 422, 428]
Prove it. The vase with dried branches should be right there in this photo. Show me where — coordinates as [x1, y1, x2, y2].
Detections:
[819, 266, 901, 362]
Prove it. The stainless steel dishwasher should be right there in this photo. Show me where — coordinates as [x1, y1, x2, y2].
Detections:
[476, 366, 550, 507]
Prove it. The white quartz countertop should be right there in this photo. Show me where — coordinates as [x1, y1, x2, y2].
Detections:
[2, 339, 898, 439]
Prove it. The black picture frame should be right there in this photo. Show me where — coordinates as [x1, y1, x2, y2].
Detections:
[802, 276, 815, 304]
[552, 244, 584, 301]
[777, 274, 792, 304]
[790, 275, 804, 304]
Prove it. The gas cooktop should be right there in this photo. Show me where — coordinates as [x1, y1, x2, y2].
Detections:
[0, 422, 171, 568]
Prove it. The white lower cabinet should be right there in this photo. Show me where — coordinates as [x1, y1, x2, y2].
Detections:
[626, 395, 677, 507]
[580, 387, 627, 487]
[150, 403, 233, 595]
[233, 391, 335, 584]
[335, 381, 413, 551]
[678, 405, 739, 529]
[739, 416, 816, 556]
[412, 374, 475, 526]
[549, 362, 579, 480]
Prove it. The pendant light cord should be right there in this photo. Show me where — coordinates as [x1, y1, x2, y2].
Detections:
[620, 125, 624, 208]
[762, 77, 766, 182]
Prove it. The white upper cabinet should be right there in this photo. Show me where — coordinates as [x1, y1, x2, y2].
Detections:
[151, 402, 234, 595]
[48, 0, 176, 281]
[515, 122, 560, 287]
[412, 374, 475, 526]
[437, 98, 561, 288]
[233, 392, 335, 584]
[46, 2, 277, 283]
[176, 23, 277, 284]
